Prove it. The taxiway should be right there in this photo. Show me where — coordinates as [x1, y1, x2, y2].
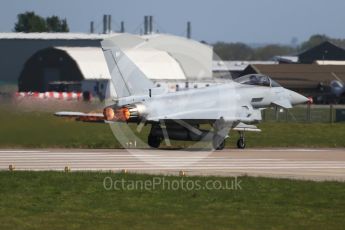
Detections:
[1, 148, 345, 181]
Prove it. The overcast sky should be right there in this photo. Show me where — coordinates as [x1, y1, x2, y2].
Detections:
[1, 0, 345, 44]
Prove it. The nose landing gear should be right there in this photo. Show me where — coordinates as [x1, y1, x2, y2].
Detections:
[236, 131, 246, 149]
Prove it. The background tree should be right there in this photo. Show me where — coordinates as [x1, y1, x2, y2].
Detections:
[214, 35, 345, 61]
[299, 34, 330, 51]
[213, 42, 254, 60]
[253, 45, 296, 60]
[14, 12, 46, 32]
[213, 42, 296, 61]
[46, 16, 69, 32]
[14, 12, 69, 33]
[60, 19, 69, 32]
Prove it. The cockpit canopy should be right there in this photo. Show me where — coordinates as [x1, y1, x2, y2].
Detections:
[234, 74, 281, 87]
[330, 80, 343, 88]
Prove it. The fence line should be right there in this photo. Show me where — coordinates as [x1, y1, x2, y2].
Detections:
[262, 104, 345, 123]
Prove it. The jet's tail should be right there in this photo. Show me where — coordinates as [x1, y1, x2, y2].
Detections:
[101, 39, 155, 98]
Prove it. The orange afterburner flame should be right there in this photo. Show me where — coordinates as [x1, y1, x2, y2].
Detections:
[77, 116, 104, 122]
[103, 107, 115, 121]
[119, 107, 130, 121]
[103, 107, 130, 121]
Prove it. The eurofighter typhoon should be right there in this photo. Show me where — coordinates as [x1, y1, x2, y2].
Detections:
[55, 39, 309, 150]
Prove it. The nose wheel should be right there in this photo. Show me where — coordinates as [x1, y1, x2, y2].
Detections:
[237, 132, 246, 149]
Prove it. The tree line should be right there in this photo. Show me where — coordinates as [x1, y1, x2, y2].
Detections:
[13, 12, 345, 61]
[14, 12, 69, 33]
[213, 34, 345, 61]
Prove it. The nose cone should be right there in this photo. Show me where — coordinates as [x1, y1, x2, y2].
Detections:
[289, 90, 309, 105]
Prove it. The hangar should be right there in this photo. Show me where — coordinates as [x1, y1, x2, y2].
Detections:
[15, 33, 213, 98]
[103, 33, 213, 80]
[0, 33, 111, 84]
[241, 64, 345, 97]
[298, 41, 345, 64]
[18, 47, 110, 99]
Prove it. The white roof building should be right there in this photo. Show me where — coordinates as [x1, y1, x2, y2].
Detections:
[50, 33, 213, 81]
[315, 60, 345, 65]
[12, 32, 213, 94]
[104, 33, 213, 80]
[55, 47, 110, 80]
[0, 32, 113, 40]
[54, 46, 188, 81]
[1, 32, 213, 84]
[125, 48, 186, 80]
[52, 33, 213, 81]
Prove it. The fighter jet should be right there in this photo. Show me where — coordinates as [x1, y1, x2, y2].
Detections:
[55, 39, 309, 150]
[314, 79, 345, 104]
[330, 80, 345, 103]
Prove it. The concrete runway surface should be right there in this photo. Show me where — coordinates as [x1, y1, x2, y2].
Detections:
[1, 148, 345, 181]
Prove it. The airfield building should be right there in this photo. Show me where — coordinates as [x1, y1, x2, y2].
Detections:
[298, 41, 345, 64]
[241, 64, 345, 102]
[0, 33, 110, 83]
[0, 33, 213, 99]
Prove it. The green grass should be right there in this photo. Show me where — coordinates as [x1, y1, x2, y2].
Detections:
[0, 109, 119, 148]
[0, 107, 345, 148]
[263, 106, 334, 123]
[241, 122, 345, 148]
[0, 171, 344, 229]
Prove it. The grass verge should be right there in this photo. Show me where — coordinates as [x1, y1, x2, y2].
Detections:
[1, 108, 345, 148]
[0, 171, 344, 229]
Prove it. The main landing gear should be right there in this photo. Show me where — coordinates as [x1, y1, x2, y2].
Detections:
[212, 134, 226, 150]
[236, 131, 246, 149]
[212, 131, 246, 150]
[148, 134, 162, 148]
[212, 119, 229, 151]
[146, 122, 247, 150]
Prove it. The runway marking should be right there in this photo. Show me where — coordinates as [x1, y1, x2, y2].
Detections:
[1, 163, 344, 166]
[5, 166, 345, 170]
[0, 150, 49, 153]
[1, 159, 345, 164]
[244, 149, 329, 152]
[0, 154, 159, 157]
[1, 149, 345, 181]
[0, 156, 287, 160]
[0, 149, 337, 154]
[2, 161, 345, 168]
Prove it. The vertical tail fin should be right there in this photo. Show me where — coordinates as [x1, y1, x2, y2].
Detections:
[101, 39, 155, 98]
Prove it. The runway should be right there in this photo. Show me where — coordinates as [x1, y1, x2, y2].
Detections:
[1, 148, 345, 181]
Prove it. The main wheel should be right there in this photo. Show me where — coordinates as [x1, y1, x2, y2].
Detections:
[212, 135, 225, 150]
[237, 138, 246, 149]
[148, 134, 161, 148]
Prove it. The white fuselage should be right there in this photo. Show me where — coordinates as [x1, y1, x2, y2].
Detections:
[137, 81, 283, 122]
